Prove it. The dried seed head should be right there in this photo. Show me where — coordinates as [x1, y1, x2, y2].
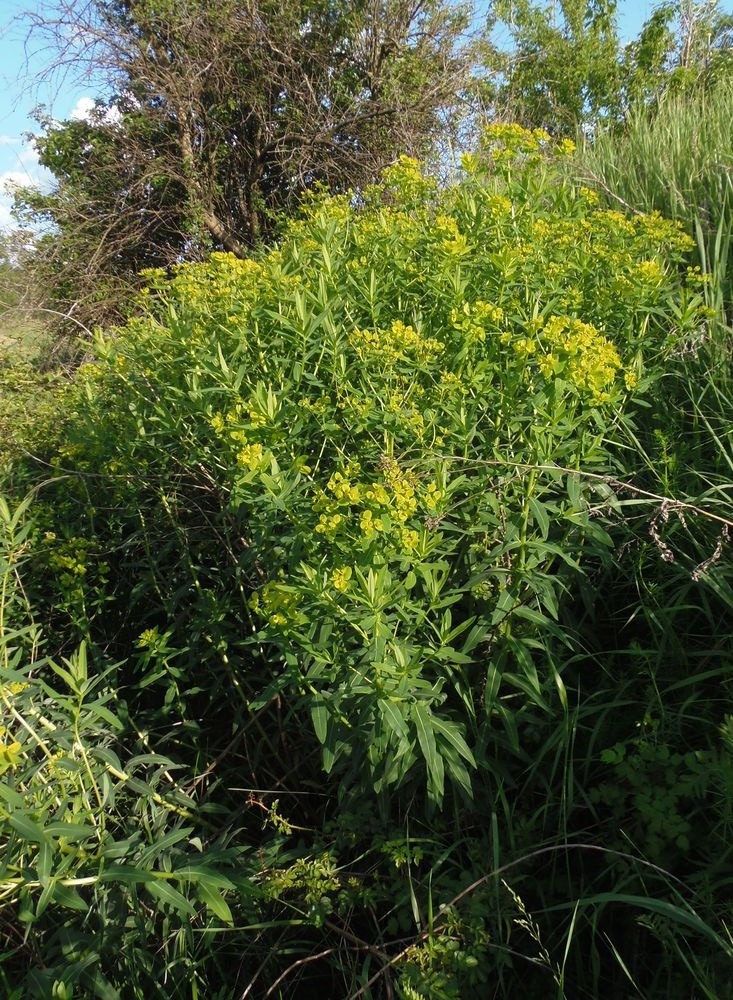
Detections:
[692, 525, 729, 582]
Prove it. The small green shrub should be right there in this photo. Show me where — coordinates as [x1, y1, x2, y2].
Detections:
[0, 494, 270, 998]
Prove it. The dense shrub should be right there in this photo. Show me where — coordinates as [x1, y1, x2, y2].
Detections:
[2, 126, 730, 998]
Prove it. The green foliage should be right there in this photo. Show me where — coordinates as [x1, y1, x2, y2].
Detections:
[575, 73, 733, 325]
[594, 733, 731, 860]
[0, 361, 68, 467]
[485, 0, 733, 135]
[564, 64, 733, 997]
[12, 108, 188, 337]
[28, 130, 701, 807]
[0, 249, 48, 362]
[0, 495, 264, 997]
[488, 0, 624, 134]
[2, 125, 730, 997]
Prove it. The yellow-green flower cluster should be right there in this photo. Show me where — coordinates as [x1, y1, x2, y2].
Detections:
[512, 336, 537, 358]
[353, 208, 418, 249]
[459, 151, 481, 176]
[136, 627, 161, 649]
[298, 395, 330, 416]
[315, 511, 344, 536]
[636, 211, 694, 252]
[350, 320, 444, 367]
[46, 536, 94, 590]
[635, 259, 665, 285]
[578, 186, 600, 206]
[327, 469, 362, 505]
[249, 581, 302, 628]
[450, 300, 504, 348]
[433, 213, 469, 256]
[591, 210, 636, 237]
[356, 465, 422, 552]
[387, 391, 426, 438]
[358, 508, 384, 536]
[483, 123, 551, 152]
[209, 403, 269, 472]
[313, 462, 362, 534]
[439, 371, 466, 396]
[479, 123, 567, 167]
[380, 458, 419, 524]
[141, 253, 264, 323]
[331, 566, 353, 592]
[539, 316, 623, 402]
[0, 726, 21, 775]
[295, 191, 352, 226]
[423, 481, 444, 512]
[310, 459, 438, 563]
[382, 155, 437, 203]
[237, 442, 265, 471]
[0, 682, 25, 775]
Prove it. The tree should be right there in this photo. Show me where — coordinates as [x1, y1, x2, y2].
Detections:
[15, 0, 480, 337]
[14, 104, 189, 339]
[486, 0, 624, 135]
[482, 0, 733, 136]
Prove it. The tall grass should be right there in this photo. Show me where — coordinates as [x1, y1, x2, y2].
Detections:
[568, 74, 733, 1000]
[576, 78, 733, 329]
[573, 74, 733, 556]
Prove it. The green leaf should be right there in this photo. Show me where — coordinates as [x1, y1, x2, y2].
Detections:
[52, 883, 89, 912]
[556, 894, 733, 958]
[46, 662, 78, 693]
[512, 604, 550, 628]
[311, 699, 329, 744]
[100, 864, 156, 885]
[9, 813, 48, 843]
[36, 838, 53, 886]
[35, 877, 57, 919]
[137, 827, 193, 866]
[44, 822, 97, 841]
[145, 878, 197, 916]
[379, 699, 410, 741]
[0, 784, 25, 808]
[90, 704, 124, 729]
[528, 496, 550, 539]
[173, 866, 235, 890]
[197, 882, 234, 924]
[432, 717, 476, 767]
[412, 702, 443, 801]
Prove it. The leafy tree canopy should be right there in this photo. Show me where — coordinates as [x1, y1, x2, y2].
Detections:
[14, 0, 479, 335]
[483, 0, 733, 135]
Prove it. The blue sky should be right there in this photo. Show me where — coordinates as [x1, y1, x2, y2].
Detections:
[0, 1, 729, 229]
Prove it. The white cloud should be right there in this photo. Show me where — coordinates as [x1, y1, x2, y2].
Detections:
[0, 135, 20, 147]
[0, 170, 36, 232]
[69, 95, 122, 126]
[0, 148, 54, 232]
[0, 200, 13, 229]
[70, 96, 97, 121]
[19, 144, 40, 166]
[1, 169, 40, 192]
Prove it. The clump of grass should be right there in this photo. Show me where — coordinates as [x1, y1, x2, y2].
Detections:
[0, 256, 51, 364]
